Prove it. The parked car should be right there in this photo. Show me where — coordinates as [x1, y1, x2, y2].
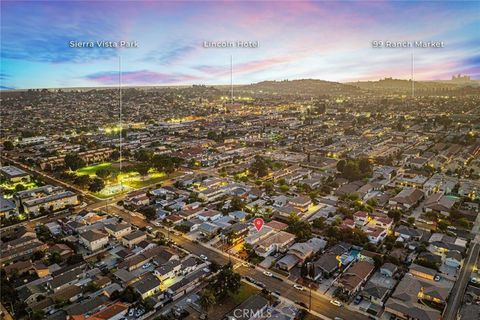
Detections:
[263, 271, 272, 277]
[354, 296, 363, 305]
[200, 254, 208, 261]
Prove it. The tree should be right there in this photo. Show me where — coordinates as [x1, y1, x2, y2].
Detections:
[407, 217, 415, 226]
[312, 217, 326, 229]
[387, 209, 403, 223]
[67, 254, 84, 265]
[134, 149, 153, 162]
[137, 163, 150, 177]
[31, 311, 45, 320]
[264, 181, 274, 194]
[336, 159, 346, 172]
[48, 251, 62, 265]
[358, 158, 372, 174]
[141, 206, 156, 220]
[74, 174, 91, 188]
[230, 196, 244, 211]
[288, 213, 312, 241]
[15, 184, 26, 192]
[3, 140, 14, 151]
[96, 168, 112, 179]
[199, 288, 216, 311]
[89, 177, 105, 192]
[110, 150, 120, 161]
[85, 281, 100, 292]
[250, 156, 269, 178]
[208, 263, 241, 300]
[64, 153, 86, 171]
[437, 220, 450, 231]
[120, 286, 139, 303]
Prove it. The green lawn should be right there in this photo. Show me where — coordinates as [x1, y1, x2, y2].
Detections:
[75, 162, 173, 198]
[122, 173, 167, 189]
[76, 162, 114, 177]
[232, 283, 260, 304]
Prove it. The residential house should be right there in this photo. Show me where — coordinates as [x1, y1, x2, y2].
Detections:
[122, 230, 147, 248]
[311, 253, 340, 280]
[132, 273, 162, 299]
[337, 261, 375, 295]
[288, 196, 312, 212]
[154, 260, 182, 281]
[444, 251, 462, 268]
[380, 263, 398, 278]
[79, 229, 109, 251]
[389, 188, 424, 210]
[254, 231, 296, 257]
[104, 222, 132, 240]
[385, 273, 452, 320]
[1, 234, 47, 264]
[423, 193, 458, 216]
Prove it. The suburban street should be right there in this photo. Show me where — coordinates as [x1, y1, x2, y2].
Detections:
[108, 206, 369, 320]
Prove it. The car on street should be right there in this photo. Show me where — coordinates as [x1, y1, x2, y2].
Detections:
[293, 284, 304, 291]
[330, 300, 342, 307]
[263, 271, 272, 277]
[200, 254, 208, 261]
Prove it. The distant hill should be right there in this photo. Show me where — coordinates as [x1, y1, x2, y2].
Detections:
[234, 79, 363, 96]
[348, 77, 480, 95]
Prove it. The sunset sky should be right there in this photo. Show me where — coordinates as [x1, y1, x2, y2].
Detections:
[1, 0, 479, 89]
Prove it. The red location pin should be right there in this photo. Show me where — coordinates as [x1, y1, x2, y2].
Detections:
[253, 218, 264, 232]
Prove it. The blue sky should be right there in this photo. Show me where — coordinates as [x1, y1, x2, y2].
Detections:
[1, 0, 479, 89]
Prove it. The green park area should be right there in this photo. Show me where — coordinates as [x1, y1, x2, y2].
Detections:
[76, 162, 114, 177]
[75, 161, 169, 198]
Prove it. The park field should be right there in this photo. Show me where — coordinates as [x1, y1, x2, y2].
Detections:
[76, 162, 114, 177]
[75, 162, 170, 198]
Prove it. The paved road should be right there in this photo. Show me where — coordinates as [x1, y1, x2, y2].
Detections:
[443, 237, 480, 320]
[110, 207, 368, 320]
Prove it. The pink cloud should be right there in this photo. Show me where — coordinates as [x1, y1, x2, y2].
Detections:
[195, 56, 297, 76]
[84, 70, 201, 85]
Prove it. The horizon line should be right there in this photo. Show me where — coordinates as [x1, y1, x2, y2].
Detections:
[2, 76, 479, 91]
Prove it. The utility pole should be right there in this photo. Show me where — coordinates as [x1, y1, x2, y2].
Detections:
[411, 48, 415, 98]
[118, 55, 123, 190]
[230, 55, 233, 104]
